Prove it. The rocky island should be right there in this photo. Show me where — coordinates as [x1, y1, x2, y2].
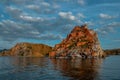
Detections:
[49, 24, 104, 58]
[0, 42, 52, 57]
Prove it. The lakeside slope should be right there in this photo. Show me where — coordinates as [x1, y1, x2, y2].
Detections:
[0, 42, 52, 57]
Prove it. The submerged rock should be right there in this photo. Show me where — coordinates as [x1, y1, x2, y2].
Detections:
[49, 24, 104, 58]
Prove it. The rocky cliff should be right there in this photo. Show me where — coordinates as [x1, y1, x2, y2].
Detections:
[49, 24, 104, 58]
[0, 42, 52, 57]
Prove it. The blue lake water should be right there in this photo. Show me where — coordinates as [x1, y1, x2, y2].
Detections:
[0, 55, 120, 80]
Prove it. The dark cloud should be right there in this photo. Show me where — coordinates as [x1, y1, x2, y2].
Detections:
[6, 6, 22, 19]
[0, 20, 40, 41]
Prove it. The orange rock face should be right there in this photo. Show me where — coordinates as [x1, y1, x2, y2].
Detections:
[49, 51, 56, 58]
[49, 24, 104, 58]
[77, 42, 86, 47]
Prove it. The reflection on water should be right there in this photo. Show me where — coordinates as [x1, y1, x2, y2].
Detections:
[51, 58, 103, 80]
[0, 56, 120, 80]
[12, 57, 47, 67]
[0, 57, 69, 80]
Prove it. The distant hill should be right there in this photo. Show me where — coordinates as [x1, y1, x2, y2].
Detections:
[0, 49, 9, 52]
[0, 42, 52, 57]
[49, 24, 104, 58]
[104, 49, 120, 56]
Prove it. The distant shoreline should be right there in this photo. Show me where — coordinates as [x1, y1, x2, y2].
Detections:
[104, 48, 120, 56]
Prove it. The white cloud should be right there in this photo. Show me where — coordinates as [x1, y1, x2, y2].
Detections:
[52, 3, 60, 9]
[95, 28, 108, 35]
[77, 13, 85, 18]
[0, 20, 22, 29]
[6, 6, 18, 11]
[85, 21, 94, 26]
[20, 14, 44, 22]
[6, 6, 22, 14]
[108, 22, 120, 26]
[41, 2, 50, 7]
[6, 6, 22, 20]
[58, 12, 75, 20]
[78, 0, 85, 5]
[54, 0, 85, 5]
[26, 5, 39, 9]
[99, 13, 116, 19]
[30, 31, 40, 35]
[101, 30, 108, 34]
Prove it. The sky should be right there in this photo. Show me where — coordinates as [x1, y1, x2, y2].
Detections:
[0, 0, 120, 49]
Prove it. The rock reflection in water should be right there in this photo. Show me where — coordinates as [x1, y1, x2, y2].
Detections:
[9, 57, 50, 73]
[51, 58, 103, 80]
[11, 57, 47, 67]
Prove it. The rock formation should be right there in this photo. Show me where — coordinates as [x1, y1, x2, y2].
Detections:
[0, 42, 52, 57]
[49, 24, 104, 58]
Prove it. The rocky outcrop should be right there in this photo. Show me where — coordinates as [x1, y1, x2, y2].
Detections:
[49, 24, 104, 58]
[0, 42, 52, 57]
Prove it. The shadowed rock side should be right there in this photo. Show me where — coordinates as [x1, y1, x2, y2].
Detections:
[0, 42, 52, 57]
[49, 24, 104, 58]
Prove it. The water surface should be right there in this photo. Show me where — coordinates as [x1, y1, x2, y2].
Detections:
[0, 56, 120, 80]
